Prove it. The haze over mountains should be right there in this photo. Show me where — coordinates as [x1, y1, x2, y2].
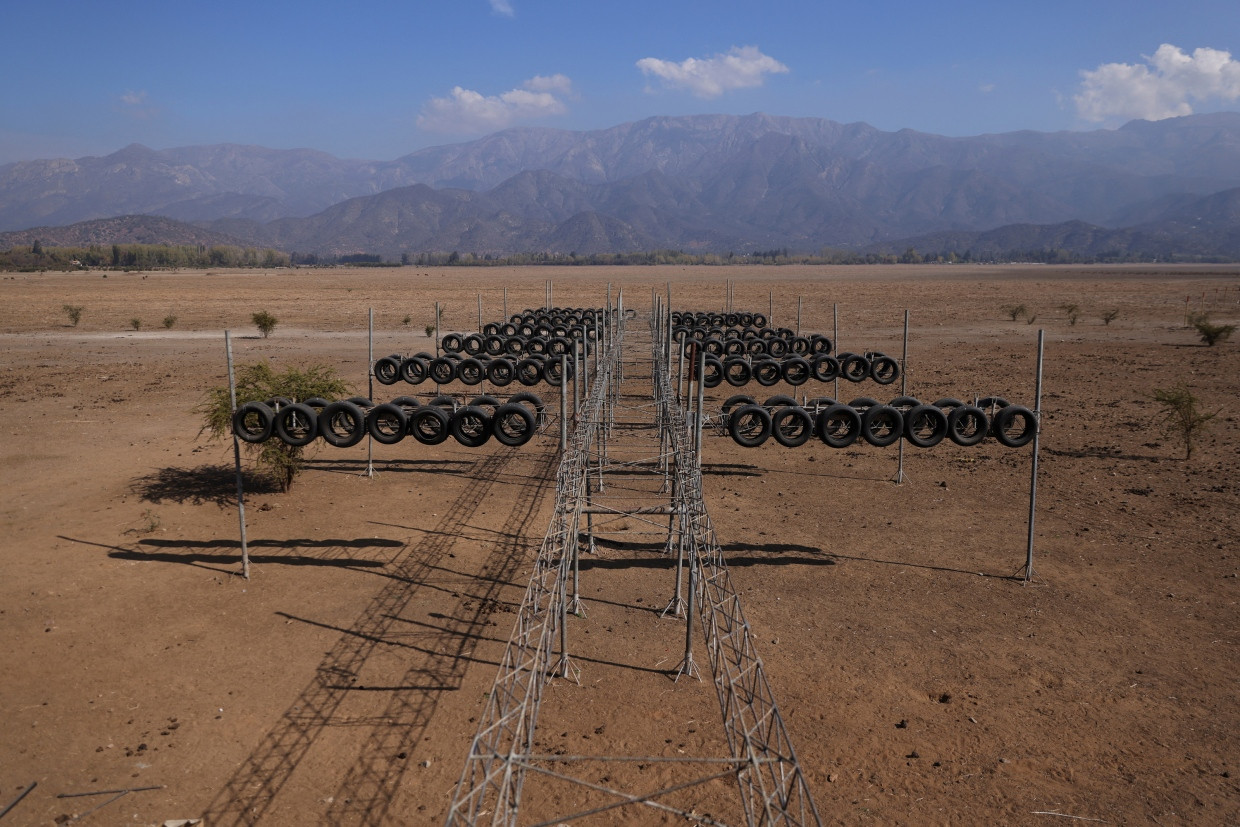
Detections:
[2, 112, 1239, 258]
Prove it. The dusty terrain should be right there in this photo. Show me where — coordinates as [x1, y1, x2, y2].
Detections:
[1, 264, 1237, 825]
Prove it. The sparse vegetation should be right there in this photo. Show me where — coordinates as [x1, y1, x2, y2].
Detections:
[1101, 309, 1120, 326]
[62, 304, 84, 326]
[402, 314, 412, 326]
[1002, 303, 1027, 322]
[1152, 385, 1218, 460]
[1026, 314, 1038, 325]
[198, 361, 350, 491]
[1060, 303, 1080, 325]
[252, 310, 278, 338]
[1192, 315, 1235, 347]
[163, 314, 178, 329]
[130, 317, 142, 330]
[424, 323, 436, 338]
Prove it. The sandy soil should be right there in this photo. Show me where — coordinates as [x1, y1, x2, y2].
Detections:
[1, 264, 1237, 825]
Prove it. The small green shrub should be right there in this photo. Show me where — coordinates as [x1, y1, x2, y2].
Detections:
[163, 314, 177, 329]
[424, 323, 436, 338]
[1152, 385, 1217, 460]
[1192, 316, 1235, 347]
[198, 362, 350, 491]
[1101, 309, 1120, 326]
[402, 315, 412, 326]
[1002, 304, 1027, 322]
[252, 310, 278, 338]
[130, 317, 142, 331]
[1060, 303, 1080, 326]
[63, 304, 84, 326]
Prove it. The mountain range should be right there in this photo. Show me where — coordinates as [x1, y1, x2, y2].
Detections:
[2, 112, 1240, 258]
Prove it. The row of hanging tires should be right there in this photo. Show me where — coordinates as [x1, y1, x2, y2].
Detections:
[722, 394, 1037, 449]
[232, 393, 547, 449]
[374, 351, 577, 387]
[697, 350, 899, 387]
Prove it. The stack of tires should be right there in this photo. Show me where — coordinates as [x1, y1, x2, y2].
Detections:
[232, 392, 547, 449]
[670, 309, 899, 388]
[723, 394, 1036, 450]
[373, 307, 606, 389]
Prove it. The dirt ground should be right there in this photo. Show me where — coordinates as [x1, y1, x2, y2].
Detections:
[1, 264, 1237, 825]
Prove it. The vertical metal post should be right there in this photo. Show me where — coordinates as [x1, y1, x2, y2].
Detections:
[674, 548, 700, 681]
[797, 296, 802, 337]
[896, 309, 909, 485]
[572, 341, 580, 424]
[225, 331, 250, 580]
[1023, 330, 1045, 584]
[503, 287, 508, 321]
[367, 308, 374, 478]
[694, 348, 706, 469]
[559, 353, 568, 455]
[476, 293, 482, 332]
[769, 290, 774, 328]
[832, 302, 839, 401]
[434, 300, 441, 394]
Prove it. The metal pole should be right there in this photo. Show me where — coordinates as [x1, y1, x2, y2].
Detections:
[503, 286, 508, 321]
[367, 308, 374, 478]
[797, 296, 802, 337]
[225, 331, 250, 580]
[694, 348, 706, 469]
[896, 309, 908, 485]
[559, 353, 568, 455]
[833, 302, 839, 401]
[1024, 330, 1046, 584]
[477, 293, 482, 332]
[434, 300, 441, 394]
[769, 290, 774, 328]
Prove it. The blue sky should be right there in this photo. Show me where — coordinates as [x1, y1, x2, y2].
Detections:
[2, 0, 1238, 164]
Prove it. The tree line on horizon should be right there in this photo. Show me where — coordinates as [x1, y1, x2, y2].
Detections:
[2, 242, 1232, 272]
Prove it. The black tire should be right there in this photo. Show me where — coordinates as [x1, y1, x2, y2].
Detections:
[320, 401, 366, 448]
[932, 397, 964, 410]
[274, 402, 318, 446]
[366, 403, 407, 445]
[841, 353, 871, 383]
[763, 394, 797, 410]
[722, 339, 746, 357]
[346, 396, 373, 408]
[811, 354, 840, 382]
[746, 338, 768, 357]
[977, 396, 1010, 414]
[429, 357, 456, 384]
[861, 405, 904, 447]
[233, 401, 275, 443]
[702, 337, 725, 356]
[904, 404, 949, 448]
[373, 356, 401, 385]
[264, 396, 293, 412]
[992, 404, 1037, 448]
[427, 394, 458, 413]
[888, 396, 921, 412]
[790, 336, 811, 356]
[781, 356, 811, 386]
[723, 357, 752, 387]
[753, 359, 782, 387]
[483, 334, 506, 356]
[400, 356, 429, 385]
[450, 406, 493, 447]
[728, 404, 773, 448]
[487, 358, 515, 387]
[809, 334, 833, 354]
[947, 405, 990, 447]
[457, 357, 485, 386]
[516, 357, 544, 386]
[804, 396, 837, 411]
[408, 405, 451, 445]
[817, 404, 861, 448]
[721, 393, 757, 416]
[462, 333, 485, 356]
[771, 406, 813, 448]
[508, 391, 547, 429]
[766, 337, 790, 358]
[441, 332, 464, 354]
[702, 355, 724, 388]
[391, 395, 420, 410]
[492, 403, 536, 446]
[848, 397, 880, 411]
[468, 394, 502, 416]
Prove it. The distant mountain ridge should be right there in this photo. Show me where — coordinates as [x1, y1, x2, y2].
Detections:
[2, 112, 1239, 256]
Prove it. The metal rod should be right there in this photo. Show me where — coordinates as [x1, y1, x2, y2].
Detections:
[1024, 329, 1046, 583]
[896, 308, 909, 485]
[797, 296, 802, 337]
[559, 353, 568, 455]
[0, 781, 36, 819]
[434, 300, 441, 394]
[225, 331, 250, 580]
[367, 307, 374, 478]
[833, 302, 839, 401]
[503, 286, 508, 320]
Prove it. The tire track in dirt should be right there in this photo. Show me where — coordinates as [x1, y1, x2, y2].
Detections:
[203, 444, 544, 825]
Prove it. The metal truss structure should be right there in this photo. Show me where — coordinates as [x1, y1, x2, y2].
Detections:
[445, 297, 820, 826]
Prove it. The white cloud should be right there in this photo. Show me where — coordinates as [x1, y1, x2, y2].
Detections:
[636, 46, 789, 99]
[489, 0, 514, 17]
[418, 75, 572, 133]
[120, 90, 147, 106]
[117, 89, 158, 120]
[1075, 44, 1240, 122]
[979, 83, 996, 94]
